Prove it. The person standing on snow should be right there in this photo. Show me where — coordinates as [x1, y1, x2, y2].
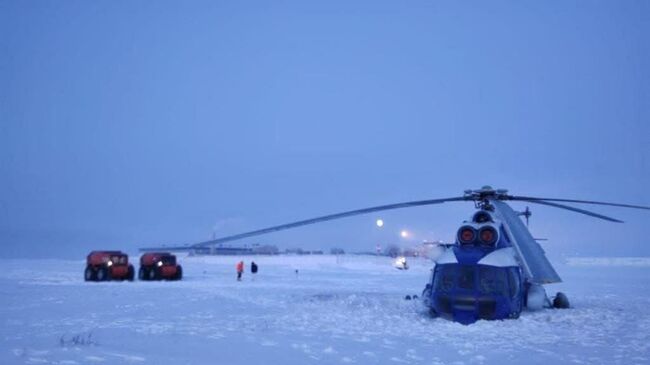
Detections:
[251, 261, 258, 280]
[236, 261, 244, 281]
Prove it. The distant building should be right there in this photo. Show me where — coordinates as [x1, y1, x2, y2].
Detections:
[386, 244, 401, 258]
[251, 244, 280, 255]
[191, 246, 253, 255]
[283, 248, 325, 255]
[285, 248, 305, 255]
[330, 248, 345, 255]
[188, 243, 279, 256]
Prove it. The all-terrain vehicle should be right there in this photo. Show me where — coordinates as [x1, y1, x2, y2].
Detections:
[139, 252, 183, 281]
[84, 251, 135, 281]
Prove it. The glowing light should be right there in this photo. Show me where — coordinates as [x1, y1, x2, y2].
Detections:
[157, 261, 163, 267]
[394, 256, 409, 270]
[400, 230, 409, 238]
[376, 219, 384, 227]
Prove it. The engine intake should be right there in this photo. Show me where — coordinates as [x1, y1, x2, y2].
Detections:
[457, 226, 477, 245]
[478, 226, 498, 246]
[472, 211, 493, 223]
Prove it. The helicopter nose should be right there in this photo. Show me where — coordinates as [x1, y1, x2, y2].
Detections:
[434, 294, 501, 324]
[454, 311, 479, 325]
[450, 296, 480, 324]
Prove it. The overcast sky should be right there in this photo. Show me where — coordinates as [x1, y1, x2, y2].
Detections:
[1, 1, 649, 259]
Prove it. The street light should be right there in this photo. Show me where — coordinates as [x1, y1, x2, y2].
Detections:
[400, 230, 409, 238]
[376, 219, 384, 227]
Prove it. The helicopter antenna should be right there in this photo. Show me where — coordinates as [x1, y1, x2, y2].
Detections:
[518, 206, 532, 226]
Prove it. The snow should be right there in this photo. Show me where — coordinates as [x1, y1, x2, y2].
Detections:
[1, 255, 649, 365]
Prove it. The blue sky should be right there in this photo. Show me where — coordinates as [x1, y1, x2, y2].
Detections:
[1, 1, 649, 258]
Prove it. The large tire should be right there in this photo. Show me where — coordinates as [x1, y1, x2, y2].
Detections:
[526, 284, 547, 310]
[174, 265, 183, 281]
[553, 292, 570, 309]
[138, 267, 148, 281]
[126, 265, 135, 281]
[148, 267, 159, 281]
[96, 267, 109, 281]
[84, 266, 96, 282]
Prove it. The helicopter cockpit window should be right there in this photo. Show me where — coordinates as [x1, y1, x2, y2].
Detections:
[434, 265, 476, 292]
[434, 266, 455, 293]
[478, 266, 508, 296]
[507, 267, 521, 298]
[458, 266, 475, 290]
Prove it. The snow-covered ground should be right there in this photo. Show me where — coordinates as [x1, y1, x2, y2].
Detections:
[1, 254, 649, 365]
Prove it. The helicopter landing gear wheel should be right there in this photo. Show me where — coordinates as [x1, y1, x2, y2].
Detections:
[553, 292, 570, 309]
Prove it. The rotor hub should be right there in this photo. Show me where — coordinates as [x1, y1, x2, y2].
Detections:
[464, 187, 510, 210]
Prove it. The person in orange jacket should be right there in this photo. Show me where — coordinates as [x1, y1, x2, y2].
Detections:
[236, 261, 244, 281]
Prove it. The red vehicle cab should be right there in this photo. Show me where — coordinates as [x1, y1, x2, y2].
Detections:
[85, 251, 135, 281]
[139, 252, 183, 281]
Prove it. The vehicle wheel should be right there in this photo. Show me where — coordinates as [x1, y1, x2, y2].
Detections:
[148, 267, 158, 280]
[96, 267, 109, 281]
[553, 292, 570, 309]
[84, 266, 96, 281]
[174, 265, 183, 281]
[127, 265, 135, 281]
[138, 267, 147, 281]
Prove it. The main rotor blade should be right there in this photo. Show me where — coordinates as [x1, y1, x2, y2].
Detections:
[510, 196, 650, 211]
[518, 199, 623, 223]
[192, 196, 467, 247]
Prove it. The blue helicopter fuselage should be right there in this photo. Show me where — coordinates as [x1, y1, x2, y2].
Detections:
[423, 213, 525, 324]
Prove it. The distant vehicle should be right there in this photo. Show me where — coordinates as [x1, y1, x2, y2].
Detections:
[139, 252, 183, 281]
[393, 256, 409, 270]
[85, 251, 135, 282]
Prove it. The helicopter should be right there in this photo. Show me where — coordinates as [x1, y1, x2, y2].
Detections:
[146, 186, 650, 324]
